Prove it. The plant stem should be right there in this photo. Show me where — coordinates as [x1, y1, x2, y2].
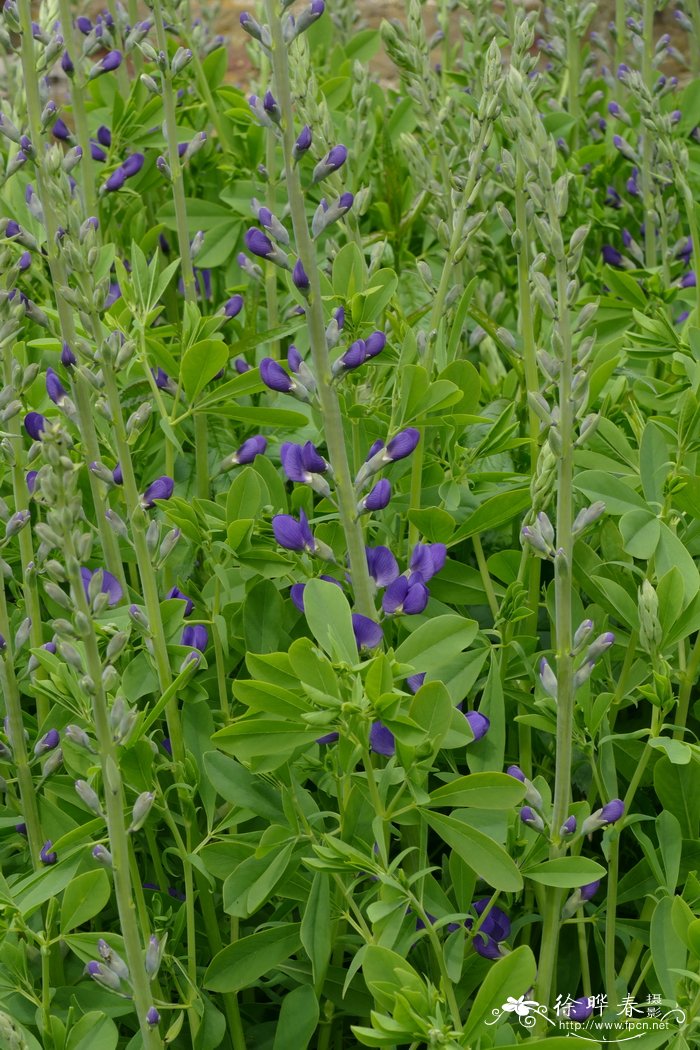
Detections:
[406, 119, 490, 549]
[17, 0, 127, 595]
[151, 0, 209, 500]
[535, 201, 576, 1010]
[614, 0, 626, 90]
[264, 0, 375, 617]
[63, 542, 162, 1049]
[57, 0, 98, 218]
[1, 342, 47, 720]
[640, 0, 656, 269]
[604, 707, 659, 1001]
[565, 16, 580, 149]
[675, 629, 700, 739]
[0, 592, 43, 864]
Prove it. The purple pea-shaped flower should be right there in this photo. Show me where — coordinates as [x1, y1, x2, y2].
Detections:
[141, 476, 174, 508]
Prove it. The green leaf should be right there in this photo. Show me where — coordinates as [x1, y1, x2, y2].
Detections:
[428, 772, 526, 810]
[574, 470, 647, 515]
[394, 614, 478, 676]
[424, 811, 523, 891]
[639, 423, 670, 505]
[462, 946, 537, 1041]
[303, 578, 358, 665]
[244, 580, 284, 655]
[407, 507, 456, 543]
[226, 466, 268, 524]
[60, 870, 111, 933]
[650, 896, 687, 1001]
[409, 681, 453, 752]
[654, 757, 700, 838]
[212, 719, 319, 765]
[523, 857, 607, 888]
[66, 1013, 118, 1050]
[272, 986, 320, 1050]
[332, 242, 366, 298]
[360, 945, 426, 1011]
[451, 489, 531, 543]
[603, 265, 648, 308]
[203, 751, 283, 821]
[181, 338, 228, 400]
[619, 509, 660, 559]
[300, 872, 331, 987]
[203, 923, 301, 993]
[655, 523, 699, 603]
[466, 653, 505, 773]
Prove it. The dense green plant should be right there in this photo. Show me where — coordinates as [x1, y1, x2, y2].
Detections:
[0, 1, 699, 1048]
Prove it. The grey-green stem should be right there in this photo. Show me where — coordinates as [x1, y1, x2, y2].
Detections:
[535, 199, 576, 1010]
[264, 0, 375, 618]
[17, 0, 127, 595]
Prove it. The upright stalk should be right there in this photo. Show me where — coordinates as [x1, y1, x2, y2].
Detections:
[535, 201, 576, 1009]
[17, 0, 127, 594]
[57, 0, 98, 218]
[565, 17, 581, 149]
[640, 0, 656, 269]
[264, 0, 376, 618]
[151, 0, 209, 499]
[0, 589, 44, 864]
[406, 120, 490, 550]
[2, 345, 46, 721]
[63, 542, 162, 1050]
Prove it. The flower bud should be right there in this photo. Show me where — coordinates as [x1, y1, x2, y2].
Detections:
[75, 780, 104, 816]
[92, 843, 112, 866]
[129, 791, 155, 832]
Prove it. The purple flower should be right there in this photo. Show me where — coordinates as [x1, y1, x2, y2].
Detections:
[61, 51, 74, 75]
[313, 144, 348, 182]
[80, 567, 123, 607]
[568, 998, 594, 1021]
[473, 898, 511, 941]
[561, 815, 577, 835]
[681, 271, 697, 288]
[272, 509, 316, 552]
[52, 118, 71, 141]
[316, 731, 339, 745]
[18, 250, 31, 271]
[288, 346, 302, 372]
[293, 125, 312, 160]
[26, 470, 38, 493]
[232, 435, 267, 465]
[245, 227, 275, 259]
[464, 710, 490, 741]
[520, 805, 545, 831]
[602, 245, 623, 267]
[151, 367, 170, 390]
[97, 125, 111, 147]
[40, 840, 57, 865]
[146, 1007, 160, 1027]
[291, 574, 342, 611]
[339, 339, 368, 371]
[104, 167, 127, 192]
[24, 412, 47, 440]
[91, 142, 107, 162]
[362, 479, 391, 511]
[352, 614, 383, 649]
[5, 220, 20, 238]
[580, 879, 601, 901]
[366, 546, 399, 587]
[292, 258, 310, 292]
[121, 153, 144, 177]
[234, 357, 251, 373]
[141, 476, 174, 508]
[181, 624, 208, 652]
[61, 342, 76, 367]
[260, 357, 294, 393]
[605, 186, 621, 208]
[280, 442, 326, 483]
[506, 764, 526, 782]
[599, 798, 624, 824]
[34, 728, 60, 754]
[409, 543, 446, 581]
[93, 50, 122, 75]
[46, 367, 66, 404]
[473, 935, 504, 959]
[370, 721, 395, 756]
[224, 294, 244, 318]
[626, 168, 639, 196]
[386, 428, 420, 461]
[364, 331, 386, 358]
[112, 463, 123, 485]
[406, 673, 426, 693]
[382, 574, 429, 615]
[76, 15, 92, 33]
[166, 586, 194, 616]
